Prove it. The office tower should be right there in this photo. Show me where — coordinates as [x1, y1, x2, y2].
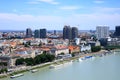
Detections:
[40, 29, 47, 38]
[114, 26, 120, 37]
[26, 28, 32, 38]
[63, 25, 72, 40]
[54, 30, 56, 35]
[72, 27, 78, 39]
[96, 26, 109, 39]
[34, 29, 40, 38]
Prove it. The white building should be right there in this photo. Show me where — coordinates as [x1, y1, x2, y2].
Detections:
[80, 44, 91, 52]
[96, 26, 109, 39]
[50, 45, 69, 57]
[74, 38, 80, 45]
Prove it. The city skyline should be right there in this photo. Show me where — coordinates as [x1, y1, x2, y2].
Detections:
[0, 0, 120, 30]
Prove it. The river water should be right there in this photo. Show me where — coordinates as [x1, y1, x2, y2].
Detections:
[2, 52, 120, 80]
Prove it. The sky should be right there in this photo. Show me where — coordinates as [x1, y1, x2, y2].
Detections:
[0, 0, 120, 30]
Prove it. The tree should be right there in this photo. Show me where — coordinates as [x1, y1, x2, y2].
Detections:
[34, 55, 42, 65]
[60, 52, 65, 55]
[71, 53, 75, 57]
[0, 62, 7, 66]
[91, 46, 101, 52]
[24, 58, 34, 66]
[15, 53, 55, 66]
[45, 54, 55, 62]
[15, 58, 25, 66]
[0, 68, 7, 74]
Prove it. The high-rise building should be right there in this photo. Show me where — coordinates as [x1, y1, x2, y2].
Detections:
[40, 29, 47, 38]
[26, 28, 32, 38]
[54, 30, 56, 35]
[63, 25, 72, 40]
[34, 29, 40, 38]
[114, 26, 120, 37]
[96, 26, 109, 39]
[72, 27, 78, 39]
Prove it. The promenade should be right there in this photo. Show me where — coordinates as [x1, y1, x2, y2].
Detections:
[0, 49, 116, 79]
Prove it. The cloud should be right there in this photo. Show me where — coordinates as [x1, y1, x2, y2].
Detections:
[0, 13, 120, 30]
[27, 1, 40, 4]
[93, 0, 104, 4]
[59, 6, 80, 10]
[38, 0, 59, 5]
[93, 7, 120, 14]
[27, 0, 59, 5]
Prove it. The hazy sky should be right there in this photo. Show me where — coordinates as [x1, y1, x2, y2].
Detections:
[0, 0, 120, 30]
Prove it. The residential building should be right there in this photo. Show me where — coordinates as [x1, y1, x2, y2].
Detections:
[114, 26, 120, 37]
[54, 30, 56, 35]
[40, 29, 47, 38]
[74, 38, 80, 45]
[72, 27, 78, 39]
[63, 25, 72, 40]
[107, 37, 120, 46]
[26, 28, 32, 38]
[96, 26, 109, 39]
[87, 41, 100, 47]
[80, 44, 91, 52]
[68, 45, 80, 53]
[34, 29, 40, 38]
[51, 45, 69, 57]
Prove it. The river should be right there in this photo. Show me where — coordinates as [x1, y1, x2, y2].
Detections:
[2, 52, 120, 80]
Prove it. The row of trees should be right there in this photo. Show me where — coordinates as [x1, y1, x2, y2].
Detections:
[15, 53, 55, 66]
[105, 46, 120, 50]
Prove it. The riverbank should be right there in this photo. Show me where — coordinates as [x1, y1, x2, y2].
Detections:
[0, 49, 119, 79]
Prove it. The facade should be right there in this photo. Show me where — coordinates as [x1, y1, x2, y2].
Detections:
[80, 44, 91, 52]
[40, 29, 47, 38]
[51, 45, 69, 57]
[87, 41, 101, 47]
[72, 27, 78, 39]
[114, 26, 120, 37]
[34, 29, 40, 38]
[96, 26, 109, 39]
[74, 38, 80, 45]
[63, 25, 78, 40]
[107, 38, 120, 46]
[26, 28, 32, 38]
[63, 25, 72, 40]
[54, 30, 56, 35]
[68, 45, 80, 53]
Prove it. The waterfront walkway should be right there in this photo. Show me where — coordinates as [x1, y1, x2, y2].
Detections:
[0, 49, 118, 79]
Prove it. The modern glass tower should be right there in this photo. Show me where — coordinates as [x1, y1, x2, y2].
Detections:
[114, 26, 120, 37]
[34, 29, 40, 38]
[26, 28, 32, 38]
[63, 25, 72, 40]
[72, 27, 78, 39]
[40, 29, 47, 38]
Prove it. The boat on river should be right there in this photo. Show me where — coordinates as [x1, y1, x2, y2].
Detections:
[31, 69, 38, 73]
[79, 56, 94, 61]
[49, 64, 63, 69]
[10, 74, 24, 78]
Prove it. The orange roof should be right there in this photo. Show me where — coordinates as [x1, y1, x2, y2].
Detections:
[55, 45, 68, 50]
[41, 48, 50, 51]
[68, 45, 79, 50]
[2, 41, 17, 47]
[15, 47, 28, 52]
[10, 42, 16, 45]
[24, 38, 34, 41]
